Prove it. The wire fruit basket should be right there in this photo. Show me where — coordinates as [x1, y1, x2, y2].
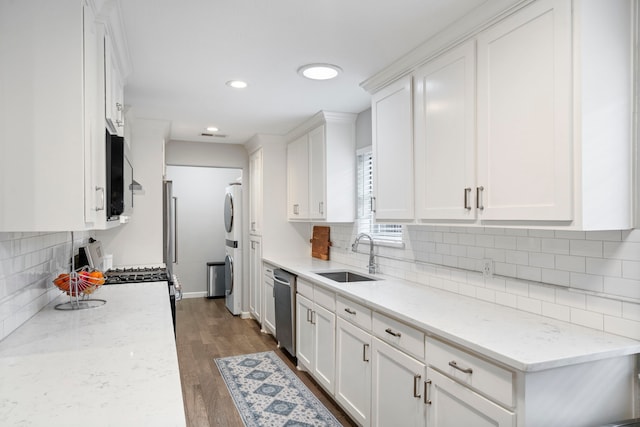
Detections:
[53, 267, 107, 310]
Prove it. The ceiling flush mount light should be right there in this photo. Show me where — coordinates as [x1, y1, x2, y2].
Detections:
[206, 126, 219, 132]
[226, 80, 248, 89]
[297, 63, 342, 80]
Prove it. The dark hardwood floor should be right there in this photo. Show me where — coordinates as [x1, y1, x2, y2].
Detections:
[175, 297, 357, 427]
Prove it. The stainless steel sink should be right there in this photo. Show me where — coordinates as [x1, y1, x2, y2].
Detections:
[314, 271, 378, 283]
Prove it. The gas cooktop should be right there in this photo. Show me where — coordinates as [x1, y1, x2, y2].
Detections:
[104, 267, 169, 285]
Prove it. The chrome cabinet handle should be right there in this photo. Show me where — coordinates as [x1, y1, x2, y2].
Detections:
[385, 327, 401, 338]
[424, 380, 432, 405]
[363, 343, 370, 362]
[413, 374, 422, 398]
[344, 308, 356, 315]
[449, 360, 473, 374]
[251, 221, 256, 230]
[293, 204, 299, 215]
[116, 102, 123, 112]
[95, 186, 105, 211]
[370, 196, 377, 213]
[311, 310, 316, 325]
[464, 187, 471, 210]
[476, 186, 484, 210]
[306, 308, 312, 323]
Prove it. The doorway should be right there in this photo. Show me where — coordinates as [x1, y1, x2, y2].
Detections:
[166, 165, 242, 296]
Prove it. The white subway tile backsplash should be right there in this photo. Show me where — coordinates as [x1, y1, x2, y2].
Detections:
[570, 308, 604, 330]
[586, 295, 622, 317]
[586, 258, 622, 277]
[622, 260, 640, 280]
[541, 238, 570, 255]
[517, 295, 542, 314]
[604, 241, 640, 260]
[570, 240, 603, 258]
[555, 255, 586, 273]
[333, 223, 640, 340]
[603, 277, 640, 299]
[604, 316, 640, 340]
[541, 302, 571, 322]
[570, 273, 604, 293]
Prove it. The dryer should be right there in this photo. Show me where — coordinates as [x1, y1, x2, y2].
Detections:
[224, 182, 242, 315]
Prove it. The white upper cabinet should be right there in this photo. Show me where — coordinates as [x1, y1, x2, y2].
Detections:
[367, 0, 635, 230]
[476, 0, 572, 222]
[371, 76, 414, 221]
[286, 111, 356, 222]
[0, 0, 101, 231]
[414, 40, 476, 221]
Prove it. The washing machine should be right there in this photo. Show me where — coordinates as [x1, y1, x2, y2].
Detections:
[224, 182, 242, 315]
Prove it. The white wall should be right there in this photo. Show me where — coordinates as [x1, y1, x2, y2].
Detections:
[165, 166, 241, 295]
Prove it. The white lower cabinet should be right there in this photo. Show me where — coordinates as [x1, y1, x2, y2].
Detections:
[262, 263, 276, 335]
[335, 317, 372, 426]
[295, 283, 336, 394]
[249, 237, 262, 322]
[372, 338, 426, 427]
[426, 368, 515, 427]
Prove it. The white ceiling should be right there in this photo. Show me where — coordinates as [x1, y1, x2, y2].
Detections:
[119, 0, 486, 144]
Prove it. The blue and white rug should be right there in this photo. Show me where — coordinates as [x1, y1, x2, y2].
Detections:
[215, 351, 343, 427]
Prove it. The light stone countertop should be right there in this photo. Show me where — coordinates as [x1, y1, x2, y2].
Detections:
[0, 282, 186, 427]
[263, 256, 640, 372]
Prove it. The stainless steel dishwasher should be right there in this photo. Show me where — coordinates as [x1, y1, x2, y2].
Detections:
[273, 269, 296, 358]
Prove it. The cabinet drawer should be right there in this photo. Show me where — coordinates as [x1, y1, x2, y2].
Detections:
[263, 264, 275, 279]
[372, 312, 424, 360]
[426, 337, 514, 408]
[297, 278, 313, 300]
[336, 295, 372, 331]
[314, 285, 335, 311]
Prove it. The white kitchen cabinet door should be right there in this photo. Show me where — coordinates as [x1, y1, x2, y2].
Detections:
[336, 318, 372, 426]
[426, 368, 515, 427]
[296, 293, 314, 371]
[371, 338, 426, 427]
[414, 40, 476, 221]
[476, 0, 572, 221]
[105, 34, 124, 137]
[0, 0, 102, 231]
[249, 148, 263, 235]
[262, 264, 276, 335]
[248, 237, 262, 323]
[313, 303, 336, 394]
[371, 75, 414, 221]
[287, 135, 309, 219]
[308, 125, 326, 220]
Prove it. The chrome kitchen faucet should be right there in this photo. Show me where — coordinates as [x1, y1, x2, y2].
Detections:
[352, 233, 377, 274]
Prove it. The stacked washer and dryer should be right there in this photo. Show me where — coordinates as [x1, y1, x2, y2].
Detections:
[223, 182, 242, 315]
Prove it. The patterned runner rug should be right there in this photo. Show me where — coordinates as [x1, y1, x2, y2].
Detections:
[215, 351, 343, 427]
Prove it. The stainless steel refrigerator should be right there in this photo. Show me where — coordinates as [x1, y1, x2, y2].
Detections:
[163, 180, 176, 279]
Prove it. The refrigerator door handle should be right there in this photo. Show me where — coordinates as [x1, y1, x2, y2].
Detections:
[172, 196, 178, 263]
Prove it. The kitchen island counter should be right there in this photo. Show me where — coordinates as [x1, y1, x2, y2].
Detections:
[264, 256, 640, 373]
[0, 282, 185, 426]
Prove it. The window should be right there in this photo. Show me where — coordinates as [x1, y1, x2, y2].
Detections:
[356, 148, 403, 243]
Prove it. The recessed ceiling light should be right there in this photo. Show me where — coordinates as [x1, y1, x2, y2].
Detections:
[297, 63, 342, 80]
[226, 80, 248, 89]
[206, 126, 219, 132]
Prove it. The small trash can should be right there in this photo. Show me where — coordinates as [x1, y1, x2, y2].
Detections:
[207, 262, 225, 298]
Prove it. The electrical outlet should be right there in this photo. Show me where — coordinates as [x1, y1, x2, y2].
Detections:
[482, 259, 493, 279]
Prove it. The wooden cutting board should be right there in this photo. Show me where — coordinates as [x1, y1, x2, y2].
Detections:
[310, 226, 331, 260]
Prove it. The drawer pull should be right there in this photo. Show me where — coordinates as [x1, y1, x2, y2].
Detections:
[413, 374, 422, 398]
[385, 328, 402, 338]
[424, 380, 432, 405]
[449, 360, 473, 374]
[344, 308, 356, 315]
[363, 343, 370, 362]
